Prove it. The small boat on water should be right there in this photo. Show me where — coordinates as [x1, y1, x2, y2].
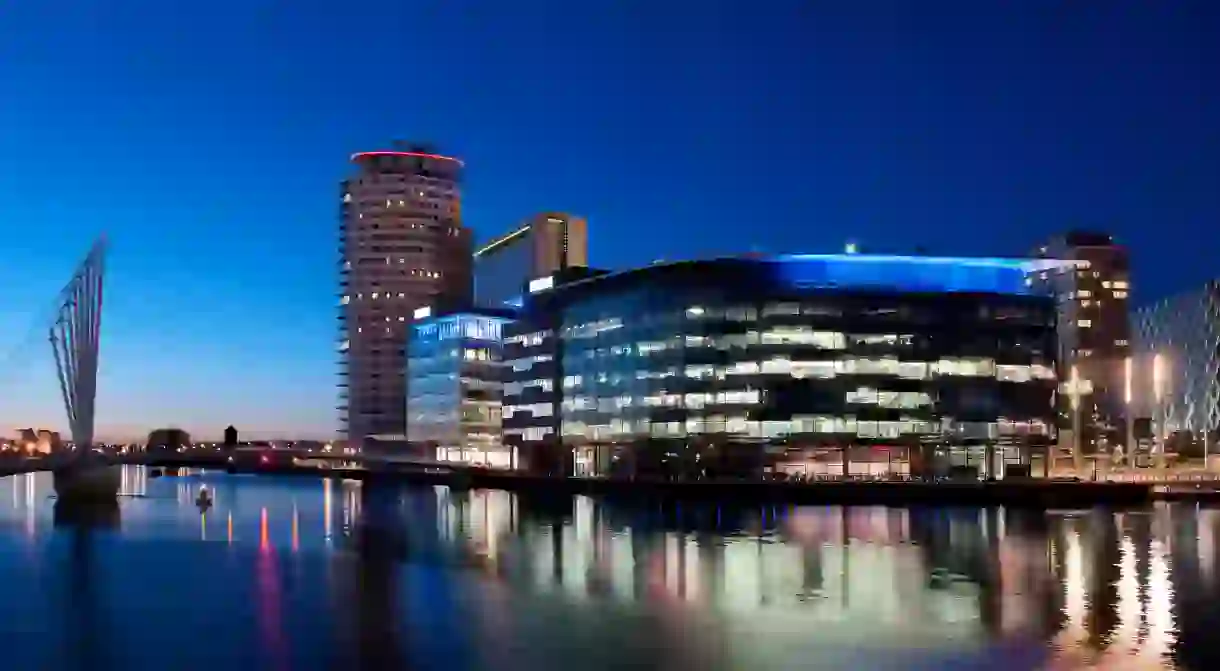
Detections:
[149, 468, 164, 478]
[196, 486, 213, 510]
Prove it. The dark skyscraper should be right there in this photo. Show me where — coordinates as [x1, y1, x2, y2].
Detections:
[1032, 231, 1132, 459]
[473, 212, 588, 309]
[338, 142, 473, 443]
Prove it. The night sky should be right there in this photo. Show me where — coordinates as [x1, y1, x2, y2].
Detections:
[0, 1, 1217, 440]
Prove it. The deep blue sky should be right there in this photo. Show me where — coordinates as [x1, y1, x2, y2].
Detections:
[0, 1, 1217, 441]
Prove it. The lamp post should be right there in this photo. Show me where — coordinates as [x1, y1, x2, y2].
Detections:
[1153, 353, 1166, 469]
[1067, 365, 1086, 475]
[1206, 417, 1212, 473]
[1124, 356, 1133, 467]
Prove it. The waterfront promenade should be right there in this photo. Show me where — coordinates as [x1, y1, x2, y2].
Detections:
[13, 447, 1220, 507]
[0, 449, 1158, 508]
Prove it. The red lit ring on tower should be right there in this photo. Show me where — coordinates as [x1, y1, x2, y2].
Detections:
[349, 151, 465, 167]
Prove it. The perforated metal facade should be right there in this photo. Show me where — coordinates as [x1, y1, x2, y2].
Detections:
[1134, 281, 1220, 439]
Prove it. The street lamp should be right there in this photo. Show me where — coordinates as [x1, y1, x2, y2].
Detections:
[1124, 355, 1133, 464]
[1153, 353, 1166, 467]
[1066, 364, 1087, 474]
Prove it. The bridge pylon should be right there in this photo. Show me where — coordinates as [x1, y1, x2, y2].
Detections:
[48, 237, 119, 503]
[49, 238, 105, 454]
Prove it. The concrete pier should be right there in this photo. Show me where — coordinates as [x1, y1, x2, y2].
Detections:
[53, 451, 121, 503]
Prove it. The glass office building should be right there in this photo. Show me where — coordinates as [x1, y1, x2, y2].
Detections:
[504, 255, 1065, 479]
[405, 309, 516, 467]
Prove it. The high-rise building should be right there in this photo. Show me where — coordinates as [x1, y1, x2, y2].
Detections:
[473, 212, 587, 308]
[338, 142, 473, 443]
[1031, 231, 1132, 456]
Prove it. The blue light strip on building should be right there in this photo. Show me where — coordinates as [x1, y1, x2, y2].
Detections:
[772, 254, 1072, 295]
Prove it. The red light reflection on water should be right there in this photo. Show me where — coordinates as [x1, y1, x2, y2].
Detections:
[256, 507, 289, 671]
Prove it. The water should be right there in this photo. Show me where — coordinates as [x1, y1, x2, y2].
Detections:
[0, 467, 1216, 670]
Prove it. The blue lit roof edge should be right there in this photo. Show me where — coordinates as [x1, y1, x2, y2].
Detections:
[775, 254, 1079, 272]
[525, 255, 1079, 299]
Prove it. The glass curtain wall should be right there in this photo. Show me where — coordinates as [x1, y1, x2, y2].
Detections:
[557, 288, 1056, 480]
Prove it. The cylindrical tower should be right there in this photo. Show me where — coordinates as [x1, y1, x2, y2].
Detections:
[338, 142, 473, 443]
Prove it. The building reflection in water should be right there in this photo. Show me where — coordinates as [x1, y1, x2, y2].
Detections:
[7, 472, 41, 539]
[407, 487, 1220, 669]
[8, 467, 1220, 668]
[118, 465, 148, 497]
[323, 479, 333, 544]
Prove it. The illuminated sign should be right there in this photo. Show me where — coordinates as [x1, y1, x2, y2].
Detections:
[528, 276, 555, 293]
[413, 306, 432, 320]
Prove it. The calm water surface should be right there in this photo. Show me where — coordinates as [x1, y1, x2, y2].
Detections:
[0, 466, 1217, 670]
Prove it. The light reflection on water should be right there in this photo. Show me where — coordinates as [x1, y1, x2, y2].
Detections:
[0, 467, 1216, 669]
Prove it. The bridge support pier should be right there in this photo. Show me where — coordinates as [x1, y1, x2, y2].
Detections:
[54, 457, 121, 504]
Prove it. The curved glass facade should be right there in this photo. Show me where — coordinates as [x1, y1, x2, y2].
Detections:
[505, 258, 1059, 479]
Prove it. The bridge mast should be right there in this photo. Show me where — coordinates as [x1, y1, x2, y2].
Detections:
[49, 238, 106, 453]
